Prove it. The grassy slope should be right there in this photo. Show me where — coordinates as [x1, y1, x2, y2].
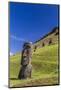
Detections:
[10, 44, 59, 87]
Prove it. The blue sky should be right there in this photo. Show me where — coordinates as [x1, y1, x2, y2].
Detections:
[9, 2, 59, 54]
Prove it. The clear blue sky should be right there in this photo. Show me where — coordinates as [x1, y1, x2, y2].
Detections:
[9, 2, 59, 54]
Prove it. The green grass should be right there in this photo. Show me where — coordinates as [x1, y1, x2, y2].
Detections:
[9, 44, 59, 87]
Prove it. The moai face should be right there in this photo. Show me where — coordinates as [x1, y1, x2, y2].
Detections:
[21, 42, 32, 66]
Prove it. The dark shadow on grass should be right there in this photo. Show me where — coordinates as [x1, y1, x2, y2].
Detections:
[10, 78, 19, 80]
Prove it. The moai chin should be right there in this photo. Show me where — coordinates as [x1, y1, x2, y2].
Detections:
[18, 42, 32, 79]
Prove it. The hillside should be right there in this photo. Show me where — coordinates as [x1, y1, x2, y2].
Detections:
[33, 27, 59, 50]
[10, 44, 59, 87]
[9, 27, 59, 87]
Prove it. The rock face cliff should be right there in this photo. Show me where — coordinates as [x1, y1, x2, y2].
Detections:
[33, 27, 59, 50]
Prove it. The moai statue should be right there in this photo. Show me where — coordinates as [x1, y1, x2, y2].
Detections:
[18, 42, 32, 79]
[34, 45, 37, 52]
[49, 38, 52, 45]
[42, 42, 45, 47]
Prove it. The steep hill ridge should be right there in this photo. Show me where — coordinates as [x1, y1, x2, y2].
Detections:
[33, 27, 59, 50]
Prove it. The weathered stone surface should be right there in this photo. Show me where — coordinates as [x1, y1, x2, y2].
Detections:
[18, 64, 32, 79]
[18, 42, 32, 79]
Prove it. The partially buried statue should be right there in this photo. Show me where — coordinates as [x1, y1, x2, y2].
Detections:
[18, 42, 32, 79]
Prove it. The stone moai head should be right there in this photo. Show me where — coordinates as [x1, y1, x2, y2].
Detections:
[21, 42, 32, 66]
[23, 42, 32, 50]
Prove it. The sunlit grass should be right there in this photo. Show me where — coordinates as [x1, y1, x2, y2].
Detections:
[10, 44, 59, 87]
